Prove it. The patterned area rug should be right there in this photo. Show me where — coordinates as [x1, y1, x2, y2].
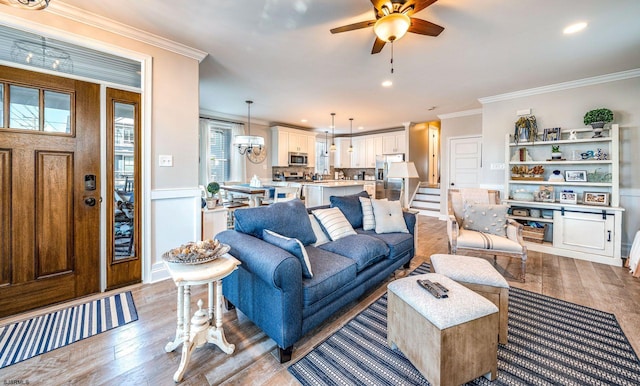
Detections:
[0, 291, 138, 369]
[289, 263, 640, 385]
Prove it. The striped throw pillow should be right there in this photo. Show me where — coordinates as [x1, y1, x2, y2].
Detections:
[360, 197, 388, 231]
[312, 207, 357, 241]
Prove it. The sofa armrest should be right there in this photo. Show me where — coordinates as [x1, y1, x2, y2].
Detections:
[216, 230, 302, 290]
[506, 218, 525, 245]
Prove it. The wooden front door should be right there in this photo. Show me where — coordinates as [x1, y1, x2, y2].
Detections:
[0, 66, 100, 318]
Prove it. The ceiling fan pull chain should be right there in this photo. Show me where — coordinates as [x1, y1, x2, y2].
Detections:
[390, 41, 394, 74]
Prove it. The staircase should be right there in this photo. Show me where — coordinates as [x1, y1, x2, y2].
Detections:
[410, 183, 441, 218]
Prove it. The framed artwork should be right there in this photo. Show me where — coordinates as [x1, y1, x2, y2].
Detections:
[584, 192, 610, 206]
[543, 127, 561, 141]
[565, 170, 587, 182]
[559, 191, 577, 204]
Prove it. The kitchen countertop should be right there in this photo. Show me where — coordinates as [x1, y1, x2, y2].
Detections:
[304, 180, 371, 187]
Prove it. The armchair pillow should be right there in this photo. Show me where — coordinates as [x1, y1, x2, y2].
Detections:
[330, 191, 370, 229]
[371, 200, 409, 234]
[312, 207, 357, 241]
[462, 203, 508, 237]
[234, 199, 317, 245]
[263, 229, 313, 278]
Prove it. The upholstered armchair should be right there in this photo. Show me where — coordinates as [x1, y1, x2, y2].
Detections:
[447, 188, 527, 282]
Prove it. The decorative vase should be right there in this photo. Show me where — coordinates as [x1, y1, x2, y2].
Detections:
[552, 151, 562, 160]
[206, 198, 218, 209]
[590, 121, 605, 138]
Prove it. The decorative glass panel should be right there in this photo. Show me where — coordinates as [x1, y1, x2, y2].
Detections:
[0, 84, 3, 127]
[9, 85, 39, 130]
[113, 102, 135, 259]
[44, 90, 71, 133]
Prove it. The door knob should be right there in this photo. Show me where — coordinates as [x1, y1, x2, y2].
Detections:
[450, 182, 455, 186]
[84, 197, 97, 207]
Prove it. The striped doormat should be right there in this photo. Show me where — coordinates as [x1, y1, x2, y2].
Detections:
[289, 263, 640, 385]
[0, 291, 138, 369]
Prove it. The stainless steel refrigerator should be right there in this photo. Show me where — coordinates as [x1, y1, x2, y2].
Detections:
[375, 154, 404, 200]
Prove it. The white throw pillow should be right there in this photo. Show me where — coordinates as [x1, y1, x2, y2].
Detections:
[312, 207, 357, 241]
[360, 197, 388, 231]
[308, 214, 330, 246]
[371, 200, 408, 234]
[462, 203, 508, 237]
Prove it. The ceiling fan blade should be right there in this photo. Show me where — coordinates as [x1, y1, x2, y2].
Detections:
[402, 0, 438, 15]
[371, 37, 386, 54]
[408, 18, 444, 36]
[330, 20, 376, 34]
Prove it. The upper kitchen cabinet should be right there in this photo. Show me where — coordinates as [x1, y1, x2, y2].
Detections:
[382, 132, 406, 154]
[271, 126, 317, 167]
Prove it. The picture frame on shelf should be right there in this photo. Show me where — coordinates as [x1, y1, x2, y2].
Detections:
[584, 191, 610, 206]
[565, 170, 587, 182]
[543, 127, 561, 141]
[559, 191, 578, 204]
[536, 185, 555, 202]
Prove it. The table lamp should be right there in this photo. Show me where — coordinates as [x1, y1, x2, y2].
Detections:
[387, 161, 419, 209]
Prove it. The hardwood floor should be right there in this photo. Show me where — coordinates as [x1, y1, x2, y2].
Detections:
[2, 216, 639, 385]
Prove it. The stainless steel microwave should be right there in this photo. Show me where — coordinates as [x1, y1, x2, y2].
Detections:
[289, 152, 308, 166]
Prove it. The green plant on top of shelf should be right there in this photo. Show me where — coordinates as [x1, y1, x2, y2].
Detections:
[583, 108, 613, 125]
[551, 145, 560, 153]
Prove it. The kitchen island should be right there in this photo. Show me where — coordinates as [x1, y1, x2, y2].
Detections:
[303, 181, 369, 208]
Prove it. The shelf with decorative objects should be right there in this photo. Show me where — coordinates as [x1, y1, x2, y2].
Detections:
[503, 123, 624, 266]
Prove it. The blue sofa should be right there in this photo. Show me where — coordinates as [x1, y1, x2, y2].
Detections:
[215, 193, 416, 362]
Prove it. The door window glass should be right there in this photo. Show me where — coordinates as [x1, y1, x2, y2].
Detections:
[113, 102, 136, 260]
[44, 90, 71, 133]
[9, 85, 39, 130]
[0, 84, 4, 126]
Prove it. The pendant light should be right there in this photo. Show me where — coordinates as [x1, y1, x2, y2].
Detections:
[323, 130, 329, 157]
[348, 118, 354, 153]
[329, 113, 337, 152]
[234, 100, 265, 156]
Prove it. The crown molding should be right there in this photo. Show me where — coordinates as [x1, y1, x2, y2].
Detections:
[48, 2, 208, 62]
[437, 108, 482, 120]
[479, 68, 640, 104]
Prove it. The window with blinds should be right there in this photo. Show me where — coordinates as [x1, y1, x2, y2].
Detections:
[206, 122, 231, 182]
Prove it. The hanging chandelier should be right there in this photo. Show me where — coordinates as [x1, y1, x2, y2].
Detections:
[329, 113, 337, 152]
[348, 118, 354, 153]
[11, 38, 73, 73]
[234, 100, 265, 156]
[0, 0, 50, 10]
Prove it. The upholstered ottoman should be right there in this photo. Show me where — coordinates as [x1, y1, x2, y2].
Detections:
[387, 273, 498, 386]
[430, 253, 510, 344]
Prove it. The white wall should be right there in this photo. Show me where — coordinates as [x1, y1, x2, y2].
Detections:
[480, 75, 640, 253]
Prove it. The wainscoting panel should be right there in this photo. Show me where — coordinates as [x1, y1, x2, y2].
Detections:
[149, 188, 202, 282]
[621, 188, 639, 256]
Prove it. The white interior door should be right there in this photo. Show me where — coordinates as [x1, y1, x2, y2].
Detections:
[448, 136, 482, 189]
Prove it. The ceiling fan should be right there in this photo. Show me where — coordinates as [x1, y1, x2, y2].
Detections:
[330, 0, 444, 54]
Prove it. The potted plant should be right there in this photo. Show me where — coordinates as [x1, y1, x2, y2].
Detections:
[206, 182, 220, 209]
[583, 108, 613, 138]
[514, 115, 538, 144]
[551, 145, 562, 160]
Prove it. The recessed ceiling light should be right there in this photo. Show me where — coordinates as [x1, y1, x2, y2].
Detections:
[381, 80, 393, 87]
[358, 126, 364, 130]
[301, 119, 307, 123]
[563, 22, 587, 34]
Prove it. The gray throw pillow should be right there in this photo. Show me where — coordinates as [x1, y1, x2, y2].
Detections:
[462, 203, 508, 237]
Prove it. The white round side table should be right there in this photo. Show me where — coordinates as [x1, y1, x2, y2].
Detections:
[164, 254, 241, 382]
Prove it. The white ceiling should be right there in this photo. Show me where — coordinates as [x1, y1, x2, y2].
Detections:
[56, 0, 640, 134]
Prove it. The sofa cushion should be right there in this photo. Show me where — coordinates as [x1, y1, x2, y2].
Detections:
[302, 247, 357, 307]
[357, 229, 414, 261]
[263, 229, 313, 278]
[330, 191, 369, 229]
[371, 199, 409, 234]
[312, 207, 357, 241]
[234, 199, 316, 246]
[317, 234, 390, 272]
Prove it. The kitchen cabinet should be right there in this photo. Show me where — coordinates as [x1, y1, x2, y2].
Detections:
[351, 137, 366, 168]
[334, 137, 352, 168]
[503, 124, 623, 266]
[382, 132, 406, 154]
[271, 126, 317, 167]
[366, 136, 382, 167]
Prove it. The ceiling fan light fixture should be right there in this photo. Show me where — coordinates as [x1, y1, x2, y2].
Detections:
[0, 0, 50, 10]
[373, 13, 411, 43]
